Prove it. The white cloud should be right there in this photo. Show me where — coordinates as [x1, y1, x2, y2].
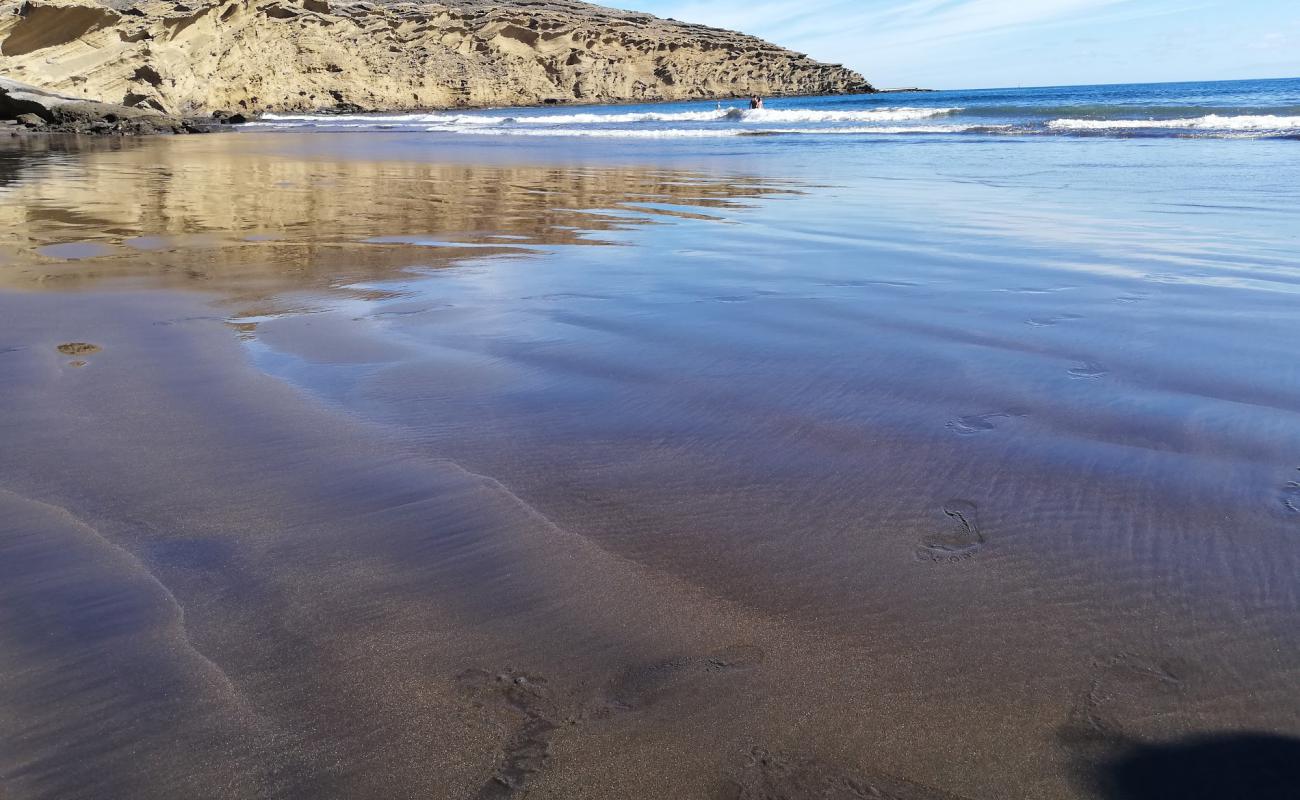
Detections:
[625, 0, 1298, 88]
[629, 0, 1155, 85]
[653, 0, 1136, 48]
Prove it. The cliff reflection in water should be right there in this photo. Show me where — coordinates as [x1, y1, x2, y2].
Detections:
[0, 134, 789, 301]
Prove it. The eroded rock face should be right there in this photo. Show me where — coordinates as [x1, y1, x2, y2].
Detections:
[0, 0, 873, 117]
[0, 75, 209, 132]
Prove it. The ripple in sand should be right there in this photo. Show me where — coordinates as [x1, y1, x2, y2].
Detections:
[1281, 471, 1300, 515]
[152, 315, 224, 327]
[601, 644, 766, 714]
[1026, 313, 1084, 327]
[946, 409, 1028, 436]
[1069, 361, 1109, 379]
[721, 747, 972, 800]
[1001, 285, 1075, 295]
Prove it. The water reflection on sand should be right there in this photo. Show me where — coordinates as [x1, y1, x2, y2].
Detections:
[0, 134, 790, 299]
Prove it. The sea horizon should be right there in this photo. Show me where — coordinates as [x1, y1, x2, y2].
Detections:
[912, 74, 1300, 94]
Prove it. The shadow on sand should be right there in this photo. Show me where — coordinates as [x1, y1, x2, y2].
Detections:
[1096, 733, 1300, 800]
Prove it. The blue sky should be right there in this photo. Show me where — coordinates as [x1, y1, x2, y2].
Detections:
[616, 0, 1300, 89]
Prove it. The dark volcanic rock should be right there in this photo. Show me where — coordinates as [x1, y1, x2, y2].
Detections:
[0, 77, 195, 135]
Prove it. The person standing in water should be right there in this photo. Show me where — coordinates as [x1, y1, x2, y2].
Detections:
[749, 95, 764, 110]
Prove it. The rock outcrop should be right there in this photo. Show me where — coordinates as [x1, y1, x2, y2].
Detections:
[0, 0, 873, 118]
[0, 75, 215, 132]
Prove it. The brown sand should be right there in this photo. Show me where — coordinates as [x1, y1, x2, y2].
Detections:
[0, 134, 1297, 800]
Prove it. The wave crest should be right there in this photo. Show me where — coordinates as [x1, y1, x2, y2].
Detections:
[426, 124, 1000, 138]
[1047, 114, 1300, 131]
[259, 106, 963, 128]
[738, 107, 961, 123]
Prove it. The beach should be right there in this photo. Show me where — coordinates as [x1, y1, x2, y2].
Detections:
[1, 81, 1299, 799]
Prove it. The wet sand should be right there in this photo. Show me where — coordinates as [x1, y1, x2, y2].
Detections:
[0, 134, 1298, 799]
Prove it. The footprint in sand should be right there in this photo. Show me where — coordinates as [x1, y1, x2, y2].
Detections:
[916, 500, 986, 563]
[601, 644, 766, 714]
[1061, 652, 1187, 751]
[720, 747, 973, 800]
[1281, 470, 1300, 516]
[1068, 361, 1109, 380]
[458, 649, 766, 797]
[947, 409, 1028, 436]
[455, 668, 564, 800]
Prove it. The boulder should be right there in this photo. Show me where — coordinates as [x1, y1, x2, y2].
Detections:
[0, 77, 192, 135]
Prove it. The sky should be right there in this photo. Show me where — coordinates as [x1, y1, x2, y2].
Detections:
[614, 0, 1300, 89]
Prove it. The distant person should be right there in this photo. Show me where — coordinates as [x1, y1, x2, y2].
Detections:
[749, 95, 764, 110]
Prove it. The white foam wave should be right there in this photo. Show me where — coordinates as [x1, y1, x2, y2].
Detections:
[259, 112, 437, 123]
[428, 124, 997, 138]
[498, 110, 731, 124]
[256, 106, 962, 129]
[448, 106, 960, 126]
[436, 127, 745, 138]
[1048, 114, 1300, 131]
[739, 107, 961, 123]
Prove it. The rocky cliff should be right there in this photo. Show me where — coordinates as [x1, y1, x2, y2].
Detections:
[0, 0, 872, 118]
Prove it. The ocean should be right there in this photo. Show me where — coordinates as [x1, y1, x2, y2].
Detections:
[247, 77, 1300, 139]
[1, 77, 1297, 798]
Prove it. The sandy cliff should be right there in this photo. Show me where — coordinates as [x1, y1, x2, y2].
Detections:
[0, 0, 872, 118]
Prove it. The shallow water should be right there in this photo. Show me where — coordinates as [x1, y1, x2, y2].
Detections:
[1, 87, 1299, 799]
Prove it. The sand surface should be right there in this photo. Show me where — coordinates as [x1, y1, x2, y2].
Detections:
[0, 133, 1297, 799]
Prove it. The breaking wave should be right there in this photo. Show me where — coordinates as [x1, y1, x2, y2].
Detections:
[728, 107, 961, 123]
[248, 96, 1300, 140]
[429, 124, 1001, 138]
[1046, 114, 1300, 132]
[258, 106, 960, 128]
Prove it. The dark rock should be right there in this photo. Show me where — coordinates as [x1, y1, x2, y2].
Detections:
[0, 77, 208, 136]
